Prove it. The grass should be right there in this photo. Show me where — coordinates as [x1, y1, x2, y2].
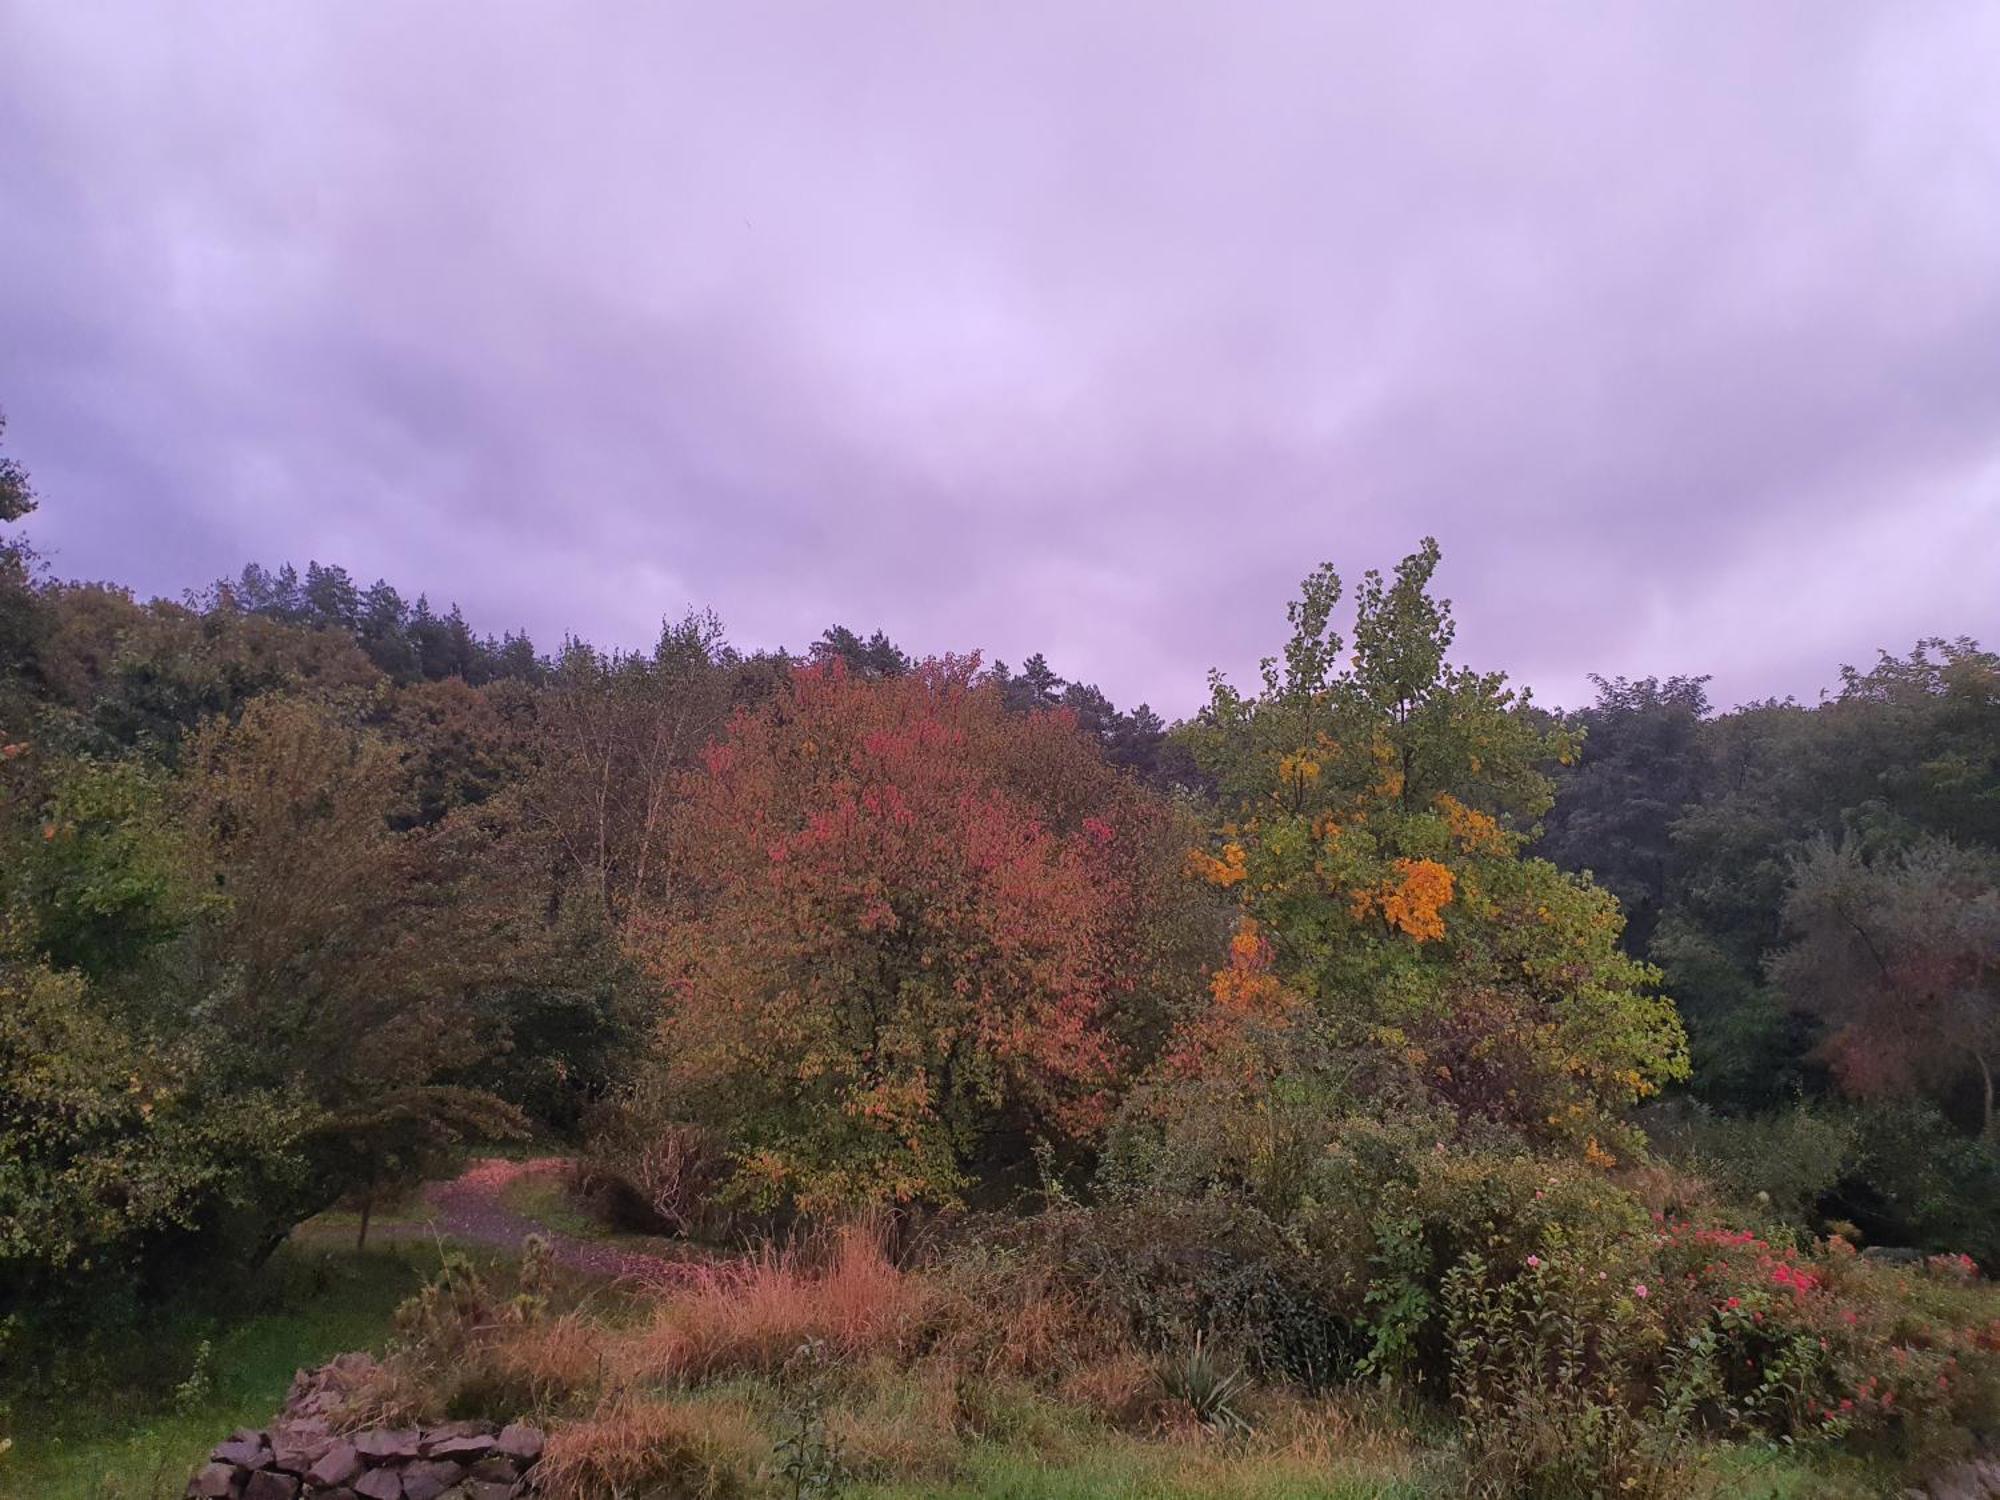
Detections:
[0, 1194, 1926, 1500]
[1, 1244, 448, 1500]
[498, 1168, 609, 1239]
[844, 1440, 1435, 1499]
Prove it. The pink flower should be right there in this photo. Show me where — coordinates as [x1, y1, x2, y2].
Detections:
[1633, 1283, 1649, 1299]
[1526, 1255, 1542, 1270]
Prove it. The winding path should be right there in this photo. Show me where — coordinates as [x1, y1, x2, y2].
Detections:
[417, 1156, 712, 1287]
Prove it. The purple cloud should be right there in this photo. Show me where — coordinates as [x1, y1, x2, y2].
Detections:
[2, 2, 1996, 714]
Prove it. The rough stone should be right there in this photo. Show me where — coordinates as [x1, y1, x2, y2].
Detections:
[421, 1431, 495, 1463]
[212, 1437, 272, 1469]
[354, 1428, 422, 1464]
[243, 1471, 299, 1500]
[187, 1462, 244, 1498]
[305, 1441, 364, 1489]
[398, 1461, 466, 1500]
[465, 1456, 520, 1484]
[354, 1468, 405, 1500]
[270, 1434, 333, 1475]
[463, 1484, 516, 1500]
[493, 1423, 544, 1463]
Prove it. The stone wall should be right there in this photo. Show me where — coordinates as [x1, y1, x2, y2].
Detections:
[183, 1355, 545, 1500]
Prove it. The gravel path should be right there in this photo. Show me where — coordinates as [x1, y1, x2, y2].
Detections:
[418, 1156, 713, 1288]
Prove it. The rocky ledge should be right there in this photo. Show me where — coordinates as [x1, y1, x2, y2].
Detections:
[184, 1356, 544, 1500]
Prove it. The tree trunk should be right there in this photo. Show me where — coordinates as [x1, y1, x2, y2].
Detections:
[356, 1157, 375, 1252]
[1980, 1051, 1996, 1144]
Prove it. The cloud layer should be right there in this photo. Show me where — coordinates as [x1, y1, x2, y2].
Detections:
[3, 2, 1996, 714]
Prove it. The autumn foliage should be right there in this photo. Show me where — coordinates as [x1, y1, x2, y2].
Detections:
[1165, 540, 1688, 1159]
[643, 656, 1192, 1209]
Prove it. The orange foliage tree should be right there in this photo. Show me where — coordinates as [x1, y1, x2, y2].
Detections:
[1168, 541, 1688, 1159]
[642, 656, 1202, 1209]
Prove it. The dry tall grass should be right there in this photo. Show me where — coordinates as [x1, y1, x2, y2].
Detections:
[535, 1392, 765, 1500]
[611, 1219, 932, 1384]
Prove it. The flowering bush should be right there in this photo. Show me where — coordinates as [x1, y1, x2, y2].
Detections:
[1443, 1251, 1711, 1500]
[1423, 1211, 2000, 1482]
[1646, 1218, 2000, 1466]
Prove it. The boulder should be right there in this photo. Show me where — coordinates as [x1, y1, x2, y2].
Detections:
[270, 1432, 333, 1475]
[187, 1462, 244, 1498]
[466, 1456, 520, 1484]
[493, 1423, 544, 1463]
[305, 1441, 364, 1489]
[354, 1468, 405, 1500]
[212, 1437, 271, 1470]
[399, 1460, 467, 1500]
[354, 1429, 422, 1465]
[243, 1471, 299, 1500]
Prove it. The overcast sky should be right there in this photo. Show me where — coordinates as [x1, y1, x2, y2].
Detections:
[3, 3, 1996, 716]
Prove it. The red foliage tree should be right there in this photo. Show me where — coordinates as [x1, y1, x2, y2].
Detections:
[644, 656, 1190, 1209]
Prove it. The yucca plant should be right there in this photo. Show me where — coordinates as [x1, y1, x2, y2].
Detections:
[1155, 1331, 1254, 1433]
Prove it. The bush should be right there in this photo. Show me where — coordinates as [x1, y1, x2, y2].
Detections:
[1153, 1333, 1253, 1434]
[959, 1198, 1364, 1389]
[363, 1236, 581, 1425]
[1444, 1252, 1712, 1500]
[577, 1090, 731, 1238]
[1293, 1122, 1649, 1386]
[0, 956, 308, 1341]
[1837, 1102, 2000, 1265]
[1650, 1222, 2000, 1469]
[1643, 1100, 1857, 1229]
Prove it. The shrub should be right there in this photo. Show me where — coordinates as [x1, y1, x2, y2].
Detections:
[1643, 1099, 1857, 1228]
[1293, 1124, 1649, 1385]
[959, 1199, 1363, 1388]
[365, 1236, 577, 1424]
[1651, 1221, 2000, 1468]
[578, 1088, 732, 1238]
[1153, 1333, 1253, 1434]
[1444, 1252, 1713, 1500]
[1838, 1102, 2000, 1264]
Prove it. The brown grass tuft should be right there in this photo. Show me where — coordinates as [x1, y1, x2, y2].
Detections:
[535, 1393, 764, 1500]
[614, 1220, 931, 1384]
[1054, 1350, 1158, 1429]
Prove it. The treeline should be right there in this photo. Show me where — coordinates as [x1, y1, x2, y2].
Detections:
[200, 560, 1186, 783]
[3, 405, 1997, 1352]
[0, 425, 1196, 1337]
[1539, 651, 2000, 1254]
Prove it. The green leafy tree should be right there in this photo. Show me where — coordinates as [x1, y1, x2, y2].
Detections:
[1773, 837, 2000, 1137]
[176, 696, 527, 1237]
[0, 952, 305, 1311]
[0, 410, 33, 525]
[1539, 675, 1711, 953]
[1172, 541, 1687, 1158]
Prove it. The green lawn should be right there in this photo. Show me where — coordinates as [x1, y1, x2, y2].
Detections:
[849, 1445, 1437, 1500]
[2, 1245, 441, 1500]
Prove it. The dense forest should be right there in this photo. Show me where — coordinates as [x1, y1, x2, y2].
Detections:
[5, 414, 2000, 1496]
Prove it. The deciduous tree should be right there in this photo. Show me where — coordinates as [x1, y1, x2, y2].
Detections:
[645, 657, 1198, 1208]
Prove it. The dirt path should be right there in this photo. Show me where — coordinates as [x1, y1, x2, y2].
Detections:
[417, 1157, 713, 1288]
